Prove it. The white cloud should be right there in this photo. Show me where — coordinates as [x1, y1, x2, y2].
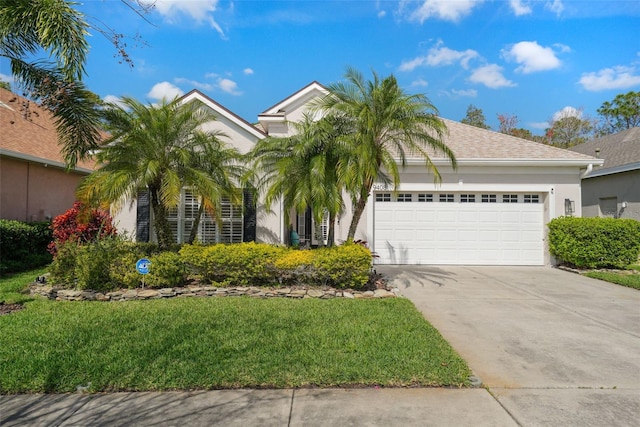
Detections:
[452, 88, 477, 97]
[579, 66, 640, 91]
[469, 64, 516, 89]
[409, 0, 483, 23]
[243, 68, 254, 75]
[147, 81, 184, 101]
[218, 78, 242, 95]
[509, 0, 532, 16]
[377, 9, 387, 18]
[545, 0, 564, 16]
[103, 95, 127, 109]
[503, 41, 562, 74]
[529, 121, 551, 130]
[410, 78, 429, 87]
[174, 77, 214, 91]
[154, 0, 225, 37]
[399, 40, 479, 72]
[553, 106, 582, 121]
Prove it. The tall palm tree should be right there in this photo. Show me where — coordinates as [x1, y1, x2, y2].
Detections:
[77, 96, 243, 249]
[250, 114, 352, 247]
[0, 0, 102, 167]
[317, 67, 458, 240]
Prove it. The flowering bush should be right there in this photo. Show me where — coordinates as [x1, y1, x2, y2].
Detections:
[48, 202, 116, 256]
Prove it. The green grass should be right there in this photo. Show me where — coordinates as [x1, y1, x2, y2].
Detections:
[584, 271, 640, 290]
[0, 267, 47, 304]
[0, 269, 470, 393]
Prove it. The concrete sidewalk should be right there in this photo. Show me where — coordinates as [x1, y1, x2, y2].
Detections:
[1, 388, 516, 426]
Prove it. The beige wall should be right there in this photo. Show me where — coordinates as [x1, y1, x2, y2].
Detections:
[581, 170, 640, 220]
[0, 156, 87, 222]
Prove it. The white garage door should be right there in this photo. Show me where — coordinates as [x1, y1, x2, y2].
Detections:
[373, 192, 544, 265]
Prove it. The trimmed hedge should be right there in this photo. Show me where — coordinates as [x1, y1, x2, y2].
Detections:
[548, 216, 640, 269]
[0, 220, 52, 276]
[49, 241, 374, 291]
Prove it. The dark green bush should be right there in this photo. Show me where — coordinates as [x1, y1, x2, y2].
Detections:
[548, 217, 640, 269]
[0, 220, 52, 276]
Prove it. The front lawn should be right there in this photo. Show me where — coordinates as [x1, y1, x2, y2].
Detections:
[583, 270, 640, 290]
[0, 270, 470, 393]
[0, 267, 47, 304]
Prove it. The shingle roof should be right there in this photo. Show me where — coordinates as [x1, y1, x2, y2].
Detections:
[422, 118, 597, 162]
[0, 88, 95, 171]
[567, 127, 640, 169]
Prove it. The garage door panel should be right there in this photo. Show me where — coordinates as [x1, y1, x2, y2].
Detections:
[374, 195, 544, 265]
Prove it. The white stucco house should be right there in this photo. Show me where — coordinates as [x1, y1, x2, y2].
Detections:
[113, 82, 602, 266]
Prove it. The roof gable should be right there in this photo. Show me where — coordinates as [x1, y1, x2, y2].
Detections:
[179, 89, 266, 140]
[0, 88, 95, 171]
[259, 81, 328, 117]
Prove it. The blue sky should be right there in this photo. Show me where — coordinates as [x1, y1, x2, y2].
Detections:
[3, 0, 640, 133]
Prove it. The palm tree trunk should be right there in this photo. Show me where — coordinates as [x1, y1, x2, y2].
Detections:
[347, 194, 368, 241]
[149, 186, 174, 249]
[327, 212, 337, 247]
[187, 203, 205, 244]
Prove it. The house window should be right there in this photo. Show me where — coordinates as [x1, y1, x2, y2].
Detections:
[376, 193, 391, 202]
[418, 193, 433, 202]
[439, 194, 455, 203]
[524, 194, 539, 204]
[460, 194, 476, 203]
[167, 189, 243, 244]
[503, 194, 518, 203]
[397, 193, 413, 202]
[481, 194, 497, 203]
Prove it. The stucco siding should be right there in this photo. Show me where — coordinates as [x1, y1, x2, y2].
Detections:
[0, 156, 86, 222]
[581, 170, 640, 220]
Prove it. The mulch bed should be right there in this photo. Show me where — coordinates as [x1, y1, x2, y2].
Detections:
[0, 302, 24, 315]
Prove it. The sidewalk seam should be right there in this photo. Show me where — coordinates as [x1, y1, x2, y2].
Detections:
[486, 387, 524, 427]
[288, 389, 295, 427]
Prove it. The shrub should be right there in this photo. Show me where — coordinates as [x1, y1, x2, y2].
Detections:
[548, 217, 640, 269]
[312, 243, 373, 289]
[74, 237, 125, 292]
[144, 252, 188, 288]
[273, 249, 318, 285]
[0, 220, 52, 275]
[48, 202, 116, 256]
[48, 241, 81, 287]
[202, 242, 285, 286]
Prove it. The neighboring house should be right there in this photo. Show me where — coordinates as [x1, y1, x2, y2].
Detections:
[0, 88, 95, 222]
[568, 128, 640, 220]
[114, 82, 602, 266]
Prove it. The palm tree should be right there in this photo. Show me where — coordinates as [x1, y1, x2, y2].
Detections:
[250, 114, 352, 247]
[77, 96, 243, 249]
[0, 0, 102, 167]
[317, 67, 458, 240]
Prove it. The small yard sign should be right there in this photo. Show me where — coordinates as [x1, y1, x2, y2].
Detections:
[136, 258, 151, 275]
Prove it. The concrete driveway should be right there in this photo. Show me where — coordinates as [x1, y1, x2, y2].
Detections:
[379, 265, 640, 426]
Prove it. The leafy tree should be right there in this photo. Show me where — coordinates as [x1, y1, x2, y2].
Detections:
[596, 91, 640, 135]
[317, 67, 457, 240]
[0, 80, 10, 90]
[545, 109, 594, 148]
[461, 105, 490, 129]
[496, 113, 538, 141]
[250, 114, 352, 246]
[77, 97, 243, 249]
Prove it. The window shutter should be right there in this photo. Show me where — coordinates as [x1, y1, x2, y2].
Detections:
[136, 190, 150, 242]
[243, 188, 256, 242]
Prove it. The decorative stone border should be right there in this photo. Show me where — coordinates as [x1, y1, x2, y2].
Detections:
[30, 284, 400, 302]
